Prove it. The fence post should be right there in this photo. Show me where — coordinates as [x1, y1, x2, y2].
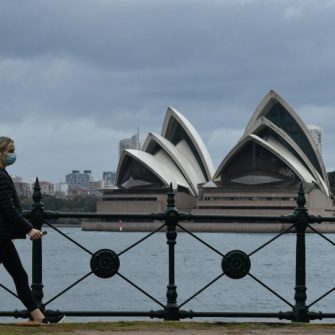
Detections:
[164, 184, 180, 320]
[292, 183, 309, 322]
[30, 178, 45, 309]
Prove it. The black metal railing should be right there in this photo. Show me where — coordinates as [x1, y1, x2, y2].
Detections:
[1, 178, 335, 322]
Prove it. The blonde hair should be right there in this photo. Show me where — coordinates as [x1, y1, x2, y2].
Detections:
[0, 137, 14, 153]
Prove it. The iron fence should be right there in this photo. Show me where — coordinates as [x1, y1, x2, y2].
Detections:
[1, 178, 335, 322]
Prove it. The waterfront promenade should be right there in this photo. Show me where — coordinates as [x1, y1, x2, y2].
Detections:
[2, 321, 335, 335]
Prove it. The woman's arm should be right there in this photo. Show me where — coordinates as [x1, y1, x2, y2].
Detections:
[0, 172, 33, 234]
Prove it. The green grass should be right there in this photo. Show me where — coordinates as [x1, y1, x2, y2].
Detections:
[1, 321, 335, 335]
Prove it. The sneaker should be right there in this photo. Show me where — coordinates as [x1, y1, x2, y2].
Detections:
[42, 314, 65, 324]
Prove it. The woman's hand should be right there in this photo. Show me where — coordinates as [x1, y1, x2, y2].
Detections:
[28, 228, 44, 240]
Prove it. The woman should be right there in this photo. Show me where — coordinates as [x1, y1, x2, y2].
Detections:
[0, 136, 64, 324]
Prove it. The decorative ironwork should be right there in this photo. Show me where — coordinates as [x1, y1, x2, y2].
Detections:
[222, 250, 251, 279]
[90, 249, 120, 278]
[30, 177, 45, 309]
[1, 181, 335, 323]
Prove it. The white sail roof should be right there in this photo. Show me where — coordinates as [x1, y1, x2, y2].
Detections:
[245, 90, 328, 182]
[215, 90, 331, 197]
[117, 107, 214, 196]
[246, 117, 330, 196]
[142, 132, 206, 195]
[162, 107, 215, 180]
[117, 149, 191, 192]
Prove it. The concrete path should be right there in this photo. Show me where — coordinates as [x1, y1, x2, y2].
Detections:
[4, 321, 335, 335]
[73, 328, 335, 335]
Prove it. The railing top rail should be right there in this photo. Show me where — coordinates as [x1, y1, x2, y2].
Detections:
[22, 210, 335, 224]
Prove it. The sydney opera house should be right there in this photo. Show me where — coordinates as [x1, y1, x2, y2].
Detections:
[97, 90, 334, 217]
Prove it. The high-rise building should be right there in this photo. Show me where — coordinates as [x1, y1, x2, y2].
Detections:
[65, 170, 93, 195]
[39, 181, 54, 196]
[307, 124, 323, 156]
[103, 171, 116, 186]
[54, 181, 69, 197]
[11, 176, 32, 197]
[119, 131, 140, 158]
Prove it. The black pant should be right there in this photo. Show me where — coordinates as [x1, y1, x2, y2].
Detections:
[0, 239, 38, 313]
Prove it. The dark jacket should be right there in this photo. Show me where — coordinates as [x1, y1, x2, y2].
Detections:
[0, 168, 32, 239]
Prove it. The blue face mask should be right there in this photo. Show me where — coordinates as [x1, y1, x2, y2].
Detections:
[5, 153, 16, 166]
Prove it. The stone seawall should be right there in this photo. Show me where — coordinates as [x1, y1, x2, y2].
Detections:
[81, 221, 335, 233]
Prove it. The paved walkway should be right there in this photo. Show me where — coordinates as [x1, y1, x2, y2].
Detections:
[73, 328, 335, 335]
[77, 325, 335, 335]
[4, 322, 335, 335]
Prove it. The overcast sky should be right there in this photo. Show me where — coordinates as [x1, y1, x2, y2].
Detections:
[1, 0, 335, 183]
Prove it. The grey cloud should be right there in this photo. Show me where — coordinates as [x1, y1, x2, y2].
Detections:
[1, 1, 334, 71]
[1, 0, 335, 180]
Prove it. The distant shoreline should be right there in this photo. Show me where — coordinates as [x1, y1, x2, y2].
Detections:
[81, 221, 335, 233]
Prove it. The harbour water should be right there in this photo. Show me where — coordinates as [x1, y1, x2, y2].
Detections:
[1, 227, 335, 322]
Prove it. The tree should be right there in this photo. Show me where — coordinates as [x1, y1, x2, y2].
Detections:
[20, 194, 97, 225]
